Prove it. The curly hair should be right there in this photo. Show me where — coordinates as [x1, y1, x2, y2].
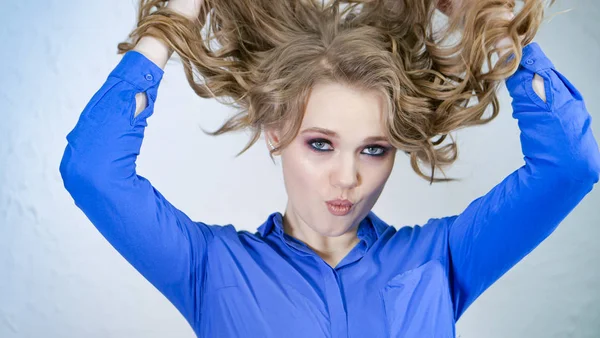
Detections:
[117, 0, 552, 184]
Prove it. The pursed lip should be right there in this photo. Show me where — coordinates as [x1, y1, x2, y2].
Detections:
[325, 199, 354, 207]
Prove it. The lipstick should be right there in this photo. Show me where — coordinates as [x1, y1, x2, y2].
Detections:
[325, 199, 353, 216]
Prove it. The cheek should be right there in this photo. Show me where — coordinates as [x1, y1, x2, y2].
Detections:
[362, 158, 394, 191]
[282, 146, 324, 195]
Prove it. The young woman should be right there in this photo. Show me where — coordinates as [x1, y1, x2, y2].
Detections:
[60, 0, 600, 336]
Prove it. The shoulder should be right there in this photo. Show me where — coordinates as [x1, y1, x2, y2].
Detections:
[196, 220, 270, 250]
[375, 213, 456, 260]
[373, 211, 455, 241]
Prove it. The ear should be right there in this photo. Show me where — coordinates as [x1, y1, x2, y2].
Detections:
[264, 128, 282, 156]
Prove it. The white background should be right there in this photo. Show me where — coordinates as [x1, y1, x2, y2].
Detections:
[1, 0, 599, 337]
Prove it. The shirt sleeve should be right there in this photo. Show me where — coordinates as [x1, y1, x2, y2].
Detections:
[59, 50, 212, 328]
[445, 42, 600, 321]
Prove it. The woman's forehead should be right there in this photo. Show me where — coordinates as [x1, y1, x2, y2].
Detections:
[301, 82, 387, 140]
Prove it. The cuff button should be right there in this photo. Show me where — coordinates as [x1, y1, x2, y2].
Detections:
[145, 74, 154, 81]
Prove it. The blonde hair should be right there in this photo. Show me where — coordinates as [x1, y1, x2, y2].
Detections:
[117, 0, 552, 184]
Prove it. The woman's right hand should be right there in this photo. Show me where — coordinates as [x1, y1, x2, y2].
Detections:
[166, 0, 204, 20]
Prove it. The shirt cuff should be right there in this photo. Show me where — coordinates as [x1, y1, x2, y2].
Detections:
[518, 42, 555, 73]
[108, 50, 165, 92]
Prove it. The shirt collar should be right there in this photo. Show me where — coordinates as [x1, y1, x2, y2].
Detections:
[257, 210, 388, 248]
[257, 212, 282, 237]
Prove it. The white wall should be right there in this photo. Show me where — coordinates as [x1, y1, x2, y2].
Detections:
[1, 0, 598, 337]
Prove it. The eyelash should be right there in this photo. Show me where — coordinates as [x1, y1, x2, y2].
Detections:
[307, 138, 389, 157]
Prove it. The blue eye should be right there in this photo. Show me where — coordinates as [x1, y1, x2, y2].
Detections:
[307, 139, 388, 157]
[363, 146, 386, 156]
[310, 139, 333, 151]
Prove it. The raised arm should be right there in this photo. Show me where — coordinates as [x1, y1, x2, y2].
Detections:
[128, 0, 204, 117]
[445, 42, 600, 320]
[59, 33, 211, 328]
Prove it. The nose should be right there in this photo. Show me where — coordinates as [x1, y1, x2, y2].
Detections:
[330, 154, 359, 190]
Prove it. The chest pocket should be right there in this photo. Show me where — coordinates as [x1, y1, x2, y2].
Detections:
[379, 259, 455, 338]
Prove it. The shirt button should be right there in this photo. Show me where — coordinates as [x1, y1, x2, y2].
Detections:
[145, 74, 154, 81]
[525, 59, 535, 65]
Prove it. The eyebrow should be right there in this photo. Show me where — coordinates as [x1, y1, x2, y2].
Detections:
[300, 127, 389, 143]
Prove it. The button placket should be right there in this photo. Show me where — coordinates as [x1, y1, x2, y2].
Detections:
[321, 264, 349, 338]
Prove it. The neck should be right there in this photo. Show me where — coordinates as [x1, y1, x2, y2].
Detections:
[282, 205, 360, 268]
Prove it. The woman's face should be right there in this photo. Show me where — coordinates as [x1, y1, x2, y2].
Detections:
[268, 81, 396, 238]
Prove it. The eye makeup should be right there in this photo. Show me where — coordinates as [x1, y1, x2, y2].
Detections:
[305, 138, 391, 157]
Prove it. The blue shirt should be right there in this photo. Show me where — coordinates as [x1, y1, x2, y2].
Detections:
[60, 42, 600, 337]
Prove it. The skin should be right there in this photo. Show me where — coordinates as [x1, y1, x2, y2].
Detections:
[265, 81, 397, 267]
